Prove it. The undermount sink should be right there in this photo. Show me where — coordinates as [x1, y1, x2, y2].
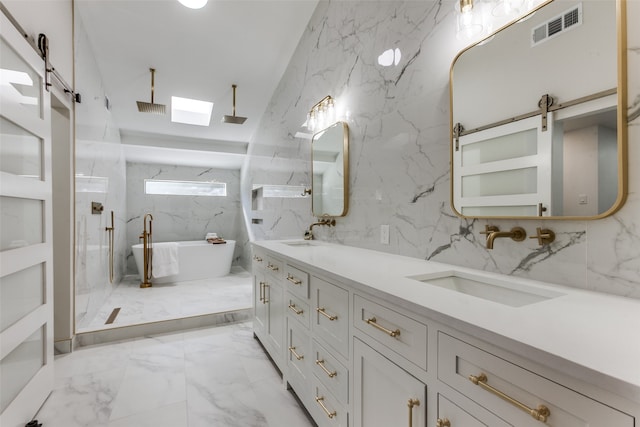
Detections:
[407, 271, 565, 307]
[282, 240, 321, 247]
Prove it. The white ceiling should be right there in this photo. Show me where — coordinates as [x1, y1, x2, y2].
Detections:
[75, 0, 318, 168]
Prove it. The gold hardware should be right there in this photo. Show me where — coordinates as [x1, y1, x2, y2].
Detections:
[436, 418, 451, 427]
[315, 396, 336, 419]
[301, 188, 312, 196]
[288, 346, 304, 360]
[105, 210, 115, 283]
[253, 255, 263, 262]
[317, 307, 337, 321]
[267, 263, 279, 271]
[366, 317, 401, 338]
[529, 227, 555, 246]
[287, 274, 302, 285]
[139, 213, 153, 288]
[484, 226, 526, 249]
[315, 359, 337, 378]
[305, 217, 337, 240]
[259, 281, 265, 303]
[538, 94, 554, 131]
[288, 304, 304, 315]
[469, 373, 551, 423]
[479, 225, 499, 236]
[408, 398, 420, 427]
[262, 283, 269, 304]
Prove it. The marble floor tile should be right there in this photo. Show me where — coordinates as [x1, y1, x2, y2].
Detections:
[78, 267, 252, 332]
[36, 322, 316, 427]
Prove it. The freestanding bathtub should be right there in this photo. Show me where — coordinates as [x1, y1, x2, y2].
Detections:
[131, 240, 236, 284]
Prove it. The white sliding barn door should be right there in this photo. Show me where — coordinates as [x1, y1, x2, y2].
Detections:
[0, 10, 54, 427]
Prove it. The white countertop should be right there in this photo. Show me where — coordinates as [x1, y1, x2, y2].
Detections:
[254, 239, 640, 402]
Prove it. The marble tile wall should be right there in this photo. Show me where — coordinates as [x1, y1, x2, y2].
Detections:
[243, 0, 640, 298]
[74, 13, 128, 330]
[125, 163, 244, 274]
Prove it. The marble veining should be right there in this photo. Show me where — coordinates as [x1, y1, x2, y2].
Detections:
[37, 323, 315, 427]
[243, 0, 640, 298]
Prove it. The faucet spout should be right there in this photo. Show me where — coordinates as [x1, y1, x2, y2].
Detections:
[304, 218, 336, 240]
[486, 226, 526, 249]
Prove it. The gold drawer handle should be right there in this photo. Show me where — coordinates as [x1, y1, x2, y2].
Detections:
[315, 359, 337, 378]
[469, 373, 551, 423]
[316, 307, 338, 321]
[253, 255, 263, 262]
[408, 398, 420, 427]
[267, 263, 279, 271]
[288, 346, 304, 360]
[436, 418, 451, 427]
[286, 274, 302, 285]
[288, 304, 304, 315]
[315, 396, 336, 419]
[366, 317, 401, 338]
[262, 283, 269, 304]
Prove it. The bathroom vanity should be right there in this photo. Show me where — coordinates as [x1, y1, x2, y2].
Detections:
[252, 240, 639, 427]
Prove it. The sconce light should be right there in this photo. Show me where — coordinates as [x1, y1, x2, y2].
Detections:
[455, 0, 486, 40]
[307, 95, 335, 133]
[454, 0, 539, 41]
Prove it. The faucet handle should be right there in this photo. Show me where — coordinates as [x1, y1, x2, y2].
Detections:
[529, 227, 555, 246]
[479, 225, 499, 236]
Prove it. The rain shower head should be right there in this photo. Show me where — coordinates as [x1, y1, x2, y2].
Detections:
[136, 68, 166, 115]
[222, 84, 247, 124]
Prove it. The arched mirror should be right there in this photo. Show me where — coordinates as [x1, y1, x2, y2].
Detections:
[450, 0, 627, 219]
[311, 121, 349, 217]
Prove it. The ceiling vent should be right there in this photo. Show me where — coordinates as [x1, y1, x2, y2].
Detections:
[531, 3, 582, 46]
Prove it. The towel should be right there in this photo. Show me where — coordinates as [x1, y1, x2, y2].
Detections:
[205, 232, 217, 239]
[151, 242, 179, 278]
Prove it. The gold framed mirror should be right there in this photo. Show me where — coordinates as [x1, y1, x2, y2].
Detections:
[311, 121, 349, 217]
[450, 0, 627, 219]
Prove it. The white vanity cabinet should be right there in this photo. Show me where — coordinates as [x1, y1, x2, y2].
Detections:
[252, 242, 640, 427]
[253, 250, 285, 369]
[353, 338, 426, 427]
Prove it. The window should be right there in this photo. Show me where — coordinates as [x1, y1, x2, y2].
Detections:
[144, 179, 226, 196]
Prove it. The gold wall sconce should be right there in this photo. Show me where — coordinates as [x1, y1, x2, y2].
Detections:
[307, 95, 335, 133]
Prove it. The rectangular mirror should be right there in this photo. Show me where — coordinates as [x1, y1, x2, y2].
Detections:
[312, 121, 349, 217]
[450, 0, 627, 219]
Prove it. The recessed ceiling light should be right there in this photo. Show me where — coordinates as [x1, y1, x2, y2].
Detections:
[177, 0, 208, 9]
[171, 96, 213, 126]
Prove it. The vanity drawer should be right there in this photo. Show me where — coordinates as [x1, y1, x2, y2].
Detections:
[287, 293, 310, 329]
[287, 320, 311, 393]
[312, 277, 349, 359]
[264, 255, 284, 279]
[438, 332, 633, 427]
[312, 340, 348, 404]
[310, 376, 347, 427]
[354, 294, 428, 370]
[437, 393, 511, 427]
[284, 263, 310, 299]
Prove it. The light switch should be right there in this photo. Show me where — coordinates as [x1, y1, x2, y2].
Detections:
[578, 194, 588, 205]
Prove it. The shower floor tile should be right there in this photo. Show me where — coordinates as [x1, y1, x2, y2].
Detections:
[78, 266, 252, 332]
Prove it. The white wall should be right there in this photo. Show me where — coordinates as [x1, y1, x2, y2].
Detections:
[243, 0, 640, 298]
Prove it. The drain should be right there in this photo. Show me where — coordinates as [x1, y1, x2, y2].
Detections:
[105, 307, 121, 324]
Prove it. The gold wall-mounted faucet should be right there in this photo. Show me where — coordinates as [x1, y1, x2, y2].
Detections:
[480, 225, 526, 249]
[304, 218, 336, 240]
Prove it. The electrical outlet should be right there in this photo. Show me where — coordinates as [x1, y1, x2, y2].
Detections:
[380, 224, 390, 245]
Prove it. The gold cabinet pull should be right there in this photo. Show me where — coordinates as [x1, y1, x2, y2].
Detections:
[316, 307, 338, 321]
[315, 396, 336, 419]
[407, 398, 420, 427]
[366, 317, 401, 338]
[288, 303, 304, 315]
[267, 263, 279, 271]
[253, 255, 263, 262]
[262, 283, 269, 304]
[259, 281, 265, 303]
[436, 418, 451, 427]
[286, 274, 302, 285]
[288, 346, 304, 360]
[315, 359, 337, 378]
[469, 373, 551, 423]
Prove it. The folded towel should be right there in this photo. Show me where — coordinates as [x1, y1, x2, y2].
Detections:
[207, 236, 226, 244]
[205, 232, 218, 239]
[151, 242, 179, 278]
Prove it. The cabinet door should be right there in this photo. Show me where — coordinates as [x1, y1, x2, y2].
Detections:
[266, 280, 284, 357]
[354, 338, 426, 427]
[254, 273, 267, 337]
